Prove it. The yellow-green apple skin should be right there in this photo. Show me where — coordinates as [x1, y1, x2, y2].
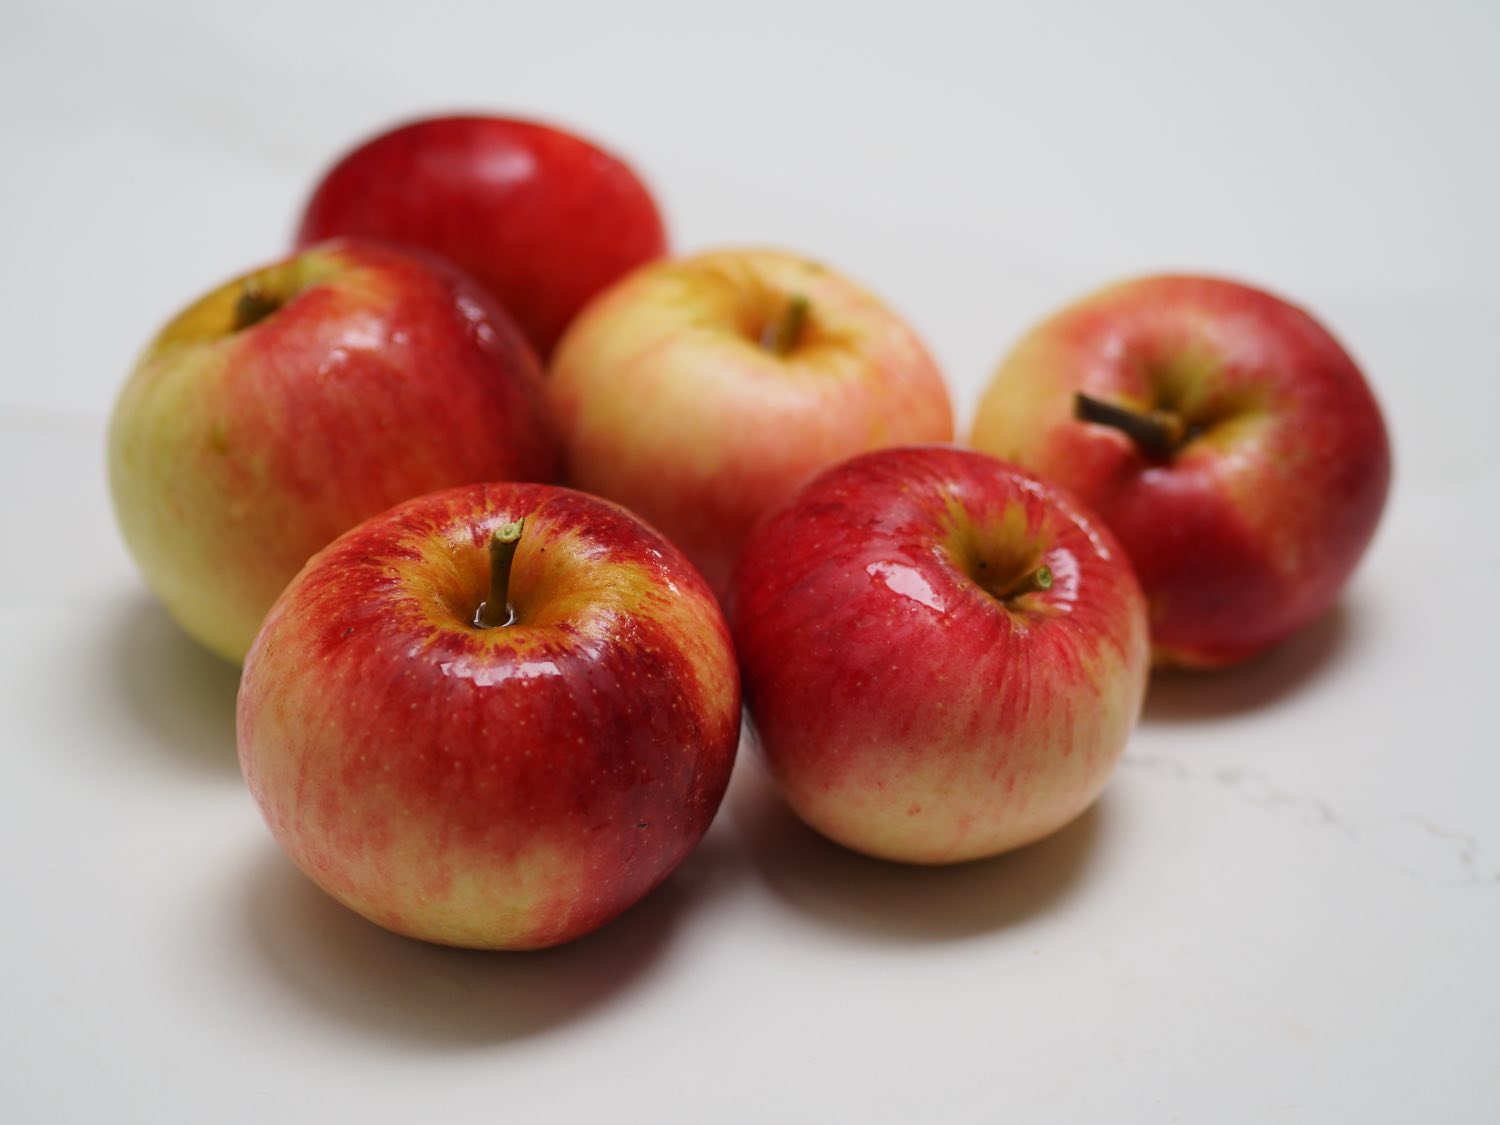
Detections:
[107, 239, 559, 663]
[237, 482, 741, 950]
[970, 275, 1391, 668]
[548, 248, 955, 597]
[730, 446, 1149, 864]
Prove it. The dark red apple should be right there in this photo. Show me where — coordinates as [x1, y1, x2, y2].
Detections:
[295, 115, 668, 358]
[731, 446, 1149, 864]
[237, 481, 741, 950]
[970, 275, 1392, 668]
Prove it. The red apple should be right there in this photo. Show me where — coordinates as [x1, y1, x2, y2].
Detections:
[730, 446, 1149, 864]
[237, 481, 741, 950]
[108, 238, 558, 664]
[295, 115, 667, 359]
[970, 275, 1391, 668]
[549, 247, 955, 598]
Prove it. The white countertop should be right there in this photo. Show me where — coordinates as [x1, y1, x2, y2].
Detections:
[4, 1, 1497, 1121]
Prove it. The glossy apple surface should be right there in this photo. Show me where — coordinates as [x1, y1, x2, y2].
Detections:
[295, 115, 667, 358]
[730, 446, 1148, 864]
[237, 482, 741, 950]
[549, 247, 955, 597]
[970, 275, 1391, 668]
[108, 238, 558, 664]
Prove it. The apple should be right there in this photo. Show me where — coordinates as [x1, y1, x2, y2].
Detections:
[108, 237, 559, 664]
[730, 445, 1149, 864]
[295, 114, 668, 359]
[237, 481, 741, 950]
[969, 275, 1392, 668]
[549, 247, 955, 598]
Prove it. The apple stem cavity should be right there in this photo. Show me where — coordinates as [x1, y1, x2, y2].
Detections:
[1074, 392, 1185, 460]
[232, 283, 282, 332]
[761, 294, 811, 356]
[473, 518, 525, 629]
[1000, 564, 1054, 601]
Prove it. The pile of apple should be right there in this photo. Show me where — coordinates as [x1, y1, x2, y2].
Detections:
[108, 115, 1391, 950]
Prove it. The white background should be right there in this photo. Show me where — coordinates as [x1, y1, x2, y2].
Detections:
[3, 1, 1498, 1121]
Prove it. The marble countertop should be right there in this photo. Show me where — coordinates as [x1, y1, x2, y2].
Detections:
[4, 1, 1496, 1121]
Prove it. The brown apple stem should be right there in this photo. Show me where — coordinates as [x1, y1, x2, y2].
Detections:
[232, 282, 282, 332]
[473, 518, 525, 629]
[1000, 564, 1054, 600]
[1074, 392, 1184, 460]
[761, 294, 810, 356]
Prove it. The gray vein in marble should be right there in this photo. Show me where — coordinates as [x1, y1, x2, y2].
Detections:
[1123, 753, 1498, 887]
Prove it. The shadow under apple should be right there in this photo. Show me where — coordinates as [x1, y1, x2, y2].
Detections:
[106, 592, 242, 777]
[727, 757, 1106, 945]
[1143, 599, 1359, 723]
[239, 827, 745, 1047]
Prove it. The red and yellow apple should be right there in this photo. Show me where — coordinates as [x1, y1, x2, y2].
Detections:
[730, 445, 1149, 864]
[549, 248, 955, 597]
[108, 238, 558, 663]
[237, 481, 741, 950]
[295, 114, 668, 359]
[970, 275, 1392, 668]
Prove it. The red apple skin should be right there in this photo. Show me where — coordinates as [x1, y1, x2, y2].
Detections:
[295, 115, 667, 359]
[970, 276, 1392, 668]
[549, 248, 955, 598]
[108, 238, 559, 664]
[730, 446, 1149, 864]
[237, 482, 741, 951]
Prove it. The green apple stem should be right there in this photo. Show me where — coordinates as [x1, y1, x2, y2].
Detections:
[762, 294, 810, 356]
[1074, 392, 1185, 460]
[473, 518, 525, 629]
[232, 282, 282, 332]
[999, 564, 1054, 601]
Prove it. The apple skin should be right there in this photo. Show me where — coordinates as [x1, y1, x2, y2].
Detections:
[969, 275, 1392, 668]
[730, 446, 1149, 864]
[549, 248, 955, 598]
[237, 481, 741, 950]
[295, 115, 667, 359]
[107, 238, 559, 664]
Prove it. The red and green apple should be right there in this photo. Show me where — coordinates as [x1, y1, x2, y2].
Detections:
[549, 247, 955, 598]
[970, 275, 1392, 668]
[295, 114, 667, 359]
[237, 481, 741, 950]
[730, 445, 1149, 864]
[108, 238, 558, 663]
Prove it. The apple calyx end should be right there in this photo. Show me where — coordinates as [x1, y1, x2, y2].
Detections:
[1074, 392, 1185, 460]
[232, 282, 283, 333]
[761, 293, 811, 357]
[473, 517, 526, 629]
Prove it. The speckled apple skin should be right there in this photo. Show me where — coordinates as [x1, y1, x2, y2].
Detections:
[970, 275, 1391, 668]
[108, 239, 558, 664]
[549, 248, 955, 598]
[237, 482, 740, 950]
[730, 446, 1148, 865]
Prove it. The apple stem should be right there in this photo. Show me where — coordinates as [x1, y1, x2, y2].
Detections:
[1000, 564, 1054, 600]
[762, 294, 810, 356]
[473, 518, 525, 629]
[232, 282, 282, 332]
[1074, 392, 1185, 460]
